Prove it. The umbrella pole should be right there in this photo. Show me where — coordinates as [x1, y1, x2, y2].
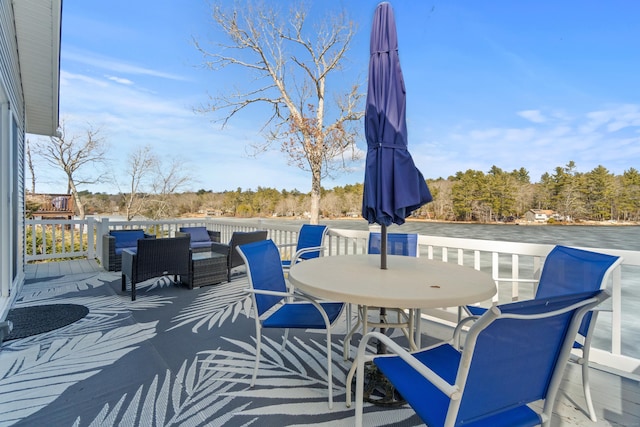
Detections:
[367, 225, 405, 405]
[381, 224, 387, 269]
[378, 224, 388, 353]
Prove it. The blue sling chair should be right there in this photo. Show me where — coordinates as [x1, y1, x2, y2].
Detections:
[236, 239, 345, 408]
[353, 290, 610, 427]
[462, 245, 622, 422]
[280, 224, 328, 272]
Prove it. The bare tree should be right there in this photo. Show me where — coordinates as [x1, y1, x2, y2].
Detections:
[146, 159, 193, 219]
[119, 145, 158, 220]
[194, 1, 364, 224]
[34, 121, 109, 219]
[25, 139, 36, 194]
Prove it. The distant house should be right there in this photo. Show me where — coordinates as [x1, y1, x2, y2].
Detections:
[525, 209, 555, 223]
[0, 1, 62, 320]
[27, 193, 75, 219]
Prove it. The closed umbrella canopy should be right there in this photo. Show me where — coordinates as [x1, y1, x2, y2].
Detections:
[362, 2, 432, 267]
[362, 2, 432, 228]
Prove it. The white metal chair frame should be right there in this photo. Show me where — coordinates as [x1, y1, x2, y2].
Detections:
[238, 239, 344, 409]
[280, 224, 329, 273]
[460, 245, 623, 422]
[352, 290, 610, 427]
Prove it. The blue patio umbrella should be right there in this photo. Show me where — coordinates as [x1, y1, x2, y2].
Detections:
[362, 2, 432, 269]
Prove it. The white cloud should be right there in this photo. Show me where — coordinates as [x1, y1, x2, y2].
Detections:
[426, 104, 640, 181]
[106, 75, 134, 85]
[62, 49, 188, 81]
[517, 109, 547, 123]
[60, 70, 109, 88]
[579, 105, 640, 134]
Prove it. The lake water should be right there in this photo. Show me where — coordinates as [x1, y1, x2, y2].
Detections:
[262, 218, 640, 252]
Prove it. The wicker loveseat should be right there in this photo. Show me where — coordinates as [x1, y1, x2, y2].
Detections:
[175, 226, 221, 253]
[211, 230, 268, 282]
[102, 229, 155, 271]
[121, 236, 190, 301]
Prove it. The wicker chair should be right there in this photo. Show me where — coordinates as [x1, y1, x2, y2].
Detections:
[211, 230, 268, 282]
[175, 226, 221, 253]
[121, 237, 190, 301]
[102, 229, 155, 271]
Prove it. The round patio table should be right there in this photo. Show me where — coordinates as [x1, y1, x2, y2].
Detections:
[288, 254, 496, 309]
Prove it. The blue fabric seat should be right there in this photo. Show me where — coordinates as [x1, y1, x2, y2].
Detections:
[280, 224, 328, 271]
[111, 230, 145, 255]
[463, 245, 622, 421]
[102, 229, 155, 271]
[353, 290, 610, 427]
[236, 239, 344, 409]
[367, 232, 418, 257]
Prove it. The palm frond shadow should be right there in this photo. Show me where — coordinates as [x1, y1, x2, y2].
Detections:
[198, 334, 354, 406]
[16, 271, 110, 303]
[0, 322, 157, 425]
[168, 280, 251, 333]
[77, 355, 257, 427]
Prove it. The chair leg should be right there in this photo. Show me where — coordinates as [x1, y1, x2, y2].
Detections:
[325, 328, 334, 409]
[345, 357, 357, 407]
[121, 274, 126, 292]
[579, 345, 597, 422]
[583, 360, 597, 422]
[131, 281, 136, 301]
[252, 321, 261, 387]
[344, 304, 362, 360]
[281, 328, 289, 350]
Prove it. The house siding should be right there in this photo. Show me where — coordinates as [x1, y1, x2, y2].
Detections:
[0, 1, 25, 118]
[0, 0, 27, 317]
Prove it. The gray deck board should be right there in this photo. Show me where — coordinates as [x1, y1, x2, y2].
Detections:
[19, 259, 640, 426]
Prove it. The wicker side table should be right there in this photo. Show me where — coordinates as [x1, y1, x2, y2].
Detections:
[188, 252, 227, 289]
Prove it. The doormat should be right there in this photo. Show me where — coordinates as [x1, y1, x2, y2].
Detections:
[4, 303, 89, 340]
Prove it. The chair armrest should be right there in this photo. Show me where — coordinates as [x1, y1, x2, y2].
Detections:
[244, 288, 294, 298]
[210, 242, 230, 256]
[121, 249, 137, 278]
[144, 233, 156, 239]
[452, 315, 480, 349]
[175, 231, 188, 239]
[291, 246, 326, 265]
[207, 230, 221, 243]
[358, 331, 460, 398]
[245, 288, 337, 326]
[102, 234, 115, 262]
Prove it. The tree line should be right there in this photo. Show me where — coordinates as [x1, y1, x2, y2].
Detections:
[423, 162, 640, 223]
[69, 160, 639, 223]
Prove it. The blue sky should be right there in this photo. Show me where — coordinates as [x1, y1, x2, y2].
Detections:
[31, 0, 640, 194]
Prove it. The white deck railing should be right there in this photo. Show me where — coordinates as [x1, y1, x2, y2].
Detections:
[24, 217, 640, 377]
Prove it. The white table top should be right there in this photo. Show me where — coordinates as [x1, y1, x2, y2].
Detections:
[288, 254, 496, 309]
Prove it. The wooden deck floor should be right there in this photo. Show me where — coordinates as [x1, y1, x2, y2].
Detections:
[22, 259, 640, 426]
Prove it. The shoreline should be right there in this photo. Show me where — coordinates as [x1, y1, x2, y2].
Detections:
[117, 212, 640, 227]
[313, 217, 640, 227]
